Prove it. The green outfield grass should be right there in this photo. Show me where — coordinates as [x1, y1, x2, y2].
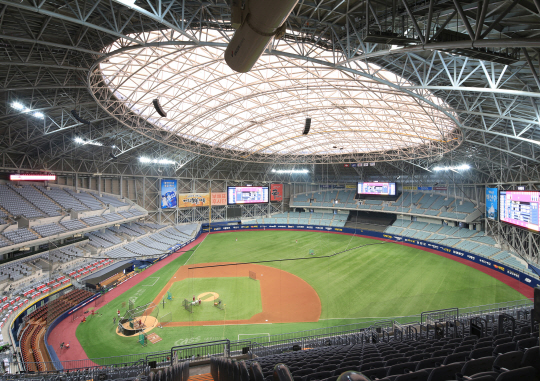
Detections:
[167, 277, 262, 322]
[76, 231, 526, 360]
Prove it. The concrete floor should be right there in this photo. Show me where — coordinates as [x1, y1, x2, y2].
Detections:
[190, 364, 211, 376]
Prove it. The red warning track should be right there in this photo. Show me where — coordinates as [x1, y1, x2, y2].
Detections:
[151, 262, 321, 326]
[47, 233, 209, 367]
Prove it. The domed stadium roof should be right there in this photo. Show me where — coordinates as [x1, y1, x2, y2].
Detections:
[0, 0, 539, 181]
[91, 29, 461, 164]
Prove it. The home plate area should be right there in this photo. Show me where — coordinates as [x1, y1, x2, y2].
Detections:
[147, 333, 162, 344]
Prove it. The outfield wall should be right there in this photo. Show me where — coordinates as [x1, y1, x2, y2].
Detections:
[204, 224, 540, 291]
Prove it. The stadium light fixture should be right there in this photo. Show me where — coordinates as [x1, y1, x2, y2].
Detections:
[74, 137, 103, 146]
[433, 164, 470, 171]
[271, 169, 309, 174]
[139, 157, 176, 165]
[12, 102, 24, 110]
[12, 101, 44, 118]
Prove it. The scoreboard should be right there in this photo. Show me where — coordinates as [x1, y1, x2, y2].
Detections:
[499, 190, 540, 231]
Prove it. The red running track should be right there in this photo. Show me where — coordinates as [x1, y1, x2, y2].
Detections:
[47, 233, 208, 368]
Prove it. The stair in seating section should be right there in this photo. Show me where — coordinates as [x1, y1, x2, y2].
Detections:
[188, 373, 213, 381]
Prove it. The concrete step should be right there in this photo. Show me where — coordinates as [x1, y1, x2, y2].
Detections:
[188, 372, 213, 381]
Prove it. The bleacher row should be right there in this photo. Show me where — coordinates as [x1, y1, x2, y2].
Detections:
[5, 361, 185, 381]
[21, 289, 95, 372]
[232, 332, 539, 381]
[385, 220, 538, 278]
[0, 181, 145, 248]
[105, 224, 198, 258]
[0, 221, 196, 303]
[0, 183, 129, 220]
[0, 209, 145, 247]
[244, 212, 349, 227]
[292, 190, 478, 220]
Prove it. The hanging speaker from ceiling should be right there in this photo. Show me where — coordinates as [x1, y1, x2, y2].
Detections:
[303, 118, 311, 135]
[71, 110, 91, 125]
[153, 99, 167, 117]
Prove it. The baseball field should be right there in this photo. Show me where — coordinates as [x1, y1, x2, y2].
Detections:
[73, 230, 526, 359]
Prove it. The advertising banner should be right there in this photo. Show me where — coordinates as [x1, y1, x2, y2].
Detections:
[211, 192, 227, 206]
[270, 184, 283, 201]
[160, 179, 177, 208]
[178, 193, 210, 208]
[486, 187, 498, 220]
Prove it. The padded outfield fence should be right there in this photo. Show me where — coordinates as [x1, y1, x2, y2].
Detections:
[19, 298, 534, 372]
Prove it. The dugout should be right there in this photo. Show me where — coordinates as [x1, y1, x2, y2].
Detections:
[83, 260, 134, 290]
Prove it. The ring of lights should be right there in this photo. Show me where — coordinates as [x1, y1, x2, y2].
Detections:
[89, 29, 463, 164]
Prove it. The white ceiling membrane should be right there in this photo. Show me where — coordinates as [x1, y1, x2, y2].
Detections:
[94, 29, 462, 163]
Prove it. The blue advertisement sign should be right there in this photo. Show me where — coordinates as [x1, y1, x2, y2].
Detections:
[486, 187, 498, 220]
[161, 179, 177, 208]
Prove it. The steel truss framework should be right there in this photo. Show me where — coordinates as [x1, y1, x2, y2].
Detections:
[0, 0, 539, 182]
[486, 219, 540, 268]
[1, 0, 540, 260]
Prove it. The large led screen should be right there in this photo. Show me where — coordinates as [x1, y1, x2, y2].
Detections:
[357, 182, 396, 196]
[227, 186, 269, 205]
[499, 190, 540, 231]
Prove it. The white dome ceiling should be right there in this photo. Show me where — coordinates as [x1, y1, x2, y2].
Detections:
[94, 29, 461, 161]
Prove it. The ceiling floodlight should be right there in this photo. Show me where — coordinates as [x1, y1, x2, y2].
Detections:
[139, 157, 175, 165]
[74, 137, 103, 146]
[433, 164, 470, 171]
[117, 0, 136, 5]
[33, 112, 44, 119]
[271, 169, 309, 174]
[12, 101, 36, 114]
[12, 102, 24, 110]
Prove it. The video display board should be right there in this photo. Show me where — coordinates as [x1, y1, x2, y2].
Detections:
[10, 174, 56, 181]
[160, 179, 177, 208]
[357, 182, 396, 196]
[227, 186, 269, 205]
[486, 187, 498, 220]
[499, 190, 540, 231]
